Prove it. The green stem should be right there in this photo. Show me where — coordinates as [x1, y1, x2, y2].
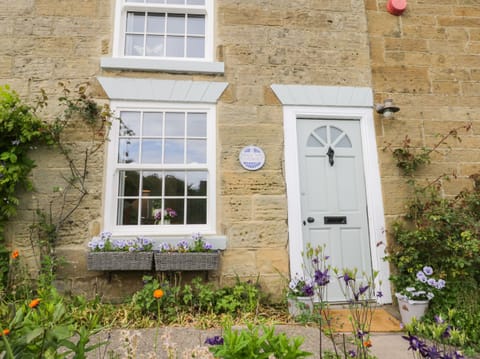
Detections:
[2, 333, 14, 359]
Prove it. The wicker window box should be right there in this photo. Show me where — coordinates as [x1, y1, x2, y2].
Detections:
[87, 252, 154, 271]
[154, 251, 220, 271]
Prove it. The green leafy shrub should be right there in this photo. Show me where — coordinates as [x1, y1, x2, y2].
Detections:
[0, 285, 104, 358]
[0, 86, 52, 291]
[385, 124, 480, 350]
[207, 324, 312, 359]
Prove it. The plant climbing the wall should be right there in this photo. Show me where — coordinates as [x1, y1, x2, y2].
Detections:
[0, 85, 53, 291]
[0, 83, 114, 295]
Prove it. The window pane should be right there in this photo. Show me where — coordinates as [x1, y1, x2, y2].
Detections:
[164, 139, 184, 163]
[165, 112, 185, 136]
[187, 171, 207, 196]
[330, 126, 342, 143]
[118, 171, 140, 196]
[118, 139, 140, 163]
[187, 113, 206, 137]
[186, 139, 206, 163]
[143, 112, 163, 136]
[125, 34, 144, 56]
[165, 172, 185, 196]
[166, 36, 184, 57]
[187, 199, 206, 224]
[119, 111, 141, 136]
[187, 15, 205, 35]
[314, 126, 327, 143]
[146, 35, 164, 56]
[146, 0, 165, 3]
[187, 0, 205, 4]
[143, 171, 163, 196]
[164, 198, 184, 224]
[117, 198, 139, 225]
[167, 14, 185, 34]
[147, 13, 165, 33]
[186, 37, 204, 58]
[141, 139, 163, 163]
[126, 12, 145, 33]
[141, 198, 157, 224]
[336, 135, 352, 148]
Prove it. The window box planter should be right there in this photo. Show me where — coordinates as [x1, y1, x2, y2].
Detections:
[154, 251, 220, 271]
[87, 252, 154, 271]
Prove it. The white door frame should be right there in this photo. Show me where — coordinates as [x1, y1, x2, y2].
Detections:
[283, 105, 391, 304]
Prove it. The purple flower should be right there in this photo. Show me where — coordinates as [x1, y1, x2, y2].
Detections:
[442, 325, 452, 339]
[427, 278, 437, 287]
[205, 336, 224, 345]
[203, 242, 213, 251]
[436, 279, 446, 289]
[302, 283, 314, 296]
[423, 266, 433, 276]
[416, 271, 428, 283]
[425, 345, 442, 359]
[359, 285, 369, 295]
[176, 240, 189, 252]
[314, 269, 330, 286]
[356, 330, 367, 339]
[376, 291, 383, 298]
[402, 333, 427, 354]
[434, 315, 445, 324]
[348, 349, 356, 357]
[342, 273, 352, 283]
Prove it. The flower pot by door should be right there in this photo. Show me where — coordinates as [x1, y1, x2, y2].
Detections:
[397, 297, 429, 325]
[287, 296, 314, 318]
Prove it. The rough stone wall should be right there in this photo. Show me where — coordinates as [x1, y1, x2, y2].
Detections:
[366, 1, 480, 231]
[215, 0, 372, 297]
[2, 0, 373, 301]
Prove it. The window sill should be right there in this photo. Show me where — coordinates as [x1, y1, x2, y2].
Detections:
[100, 57, 225, 75]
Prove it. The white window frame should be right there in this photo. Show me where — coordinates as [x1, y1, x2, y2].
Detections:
[103, 0, 224, 74]
[104, 100, 217, 237]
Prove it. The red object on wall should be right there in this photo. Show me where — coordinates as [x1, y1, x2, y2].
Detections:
[386, 0, 407, 16]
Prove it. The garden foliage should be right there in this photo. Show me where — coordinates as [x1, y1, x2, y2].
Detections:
[385, 124, 480, 350]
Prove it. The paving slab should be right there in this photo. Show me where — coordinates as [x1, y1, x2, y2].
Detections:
[89, 326, 412, 358]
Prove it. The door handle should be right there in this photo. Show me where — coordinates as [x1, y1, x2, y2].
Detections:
[307, 217, 315, 223]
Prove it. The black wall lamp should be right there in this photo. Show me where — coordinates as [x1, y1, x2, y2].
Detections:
[375, 99, 400, 119]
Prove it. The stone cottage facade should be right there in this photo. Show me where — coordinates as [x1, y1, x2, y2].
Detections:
[3, 0, 480, 302]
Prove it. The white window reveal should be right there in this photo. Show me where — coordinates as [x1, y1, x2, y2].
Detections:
[98, 77, 228, 238]
[102, 0, 224, 74]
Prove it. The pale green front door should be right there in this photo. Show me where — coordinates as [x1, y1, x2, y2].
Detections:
[297, 118, 372, 302]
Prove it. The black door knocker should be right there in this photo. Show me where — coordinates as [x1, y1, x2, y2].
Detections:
[326, 146, 334, 166]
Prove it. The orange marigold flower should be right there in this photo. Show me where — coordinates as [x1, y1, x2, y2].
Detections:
[363, 340, 372, 348]
[29, 298, 41, 308]
[11, 250, 19, 259]
[153, 289, 164, 299]
[0, 329, 10, 336]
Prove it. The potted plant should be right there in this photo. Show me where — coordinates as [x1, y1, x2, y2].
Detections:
[287, 275, 315, 317]
[395, 266, 446, 325]
[87, 232, 154, 271]
[154, 207, 177, 225]
[154, 232, 220, 271]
